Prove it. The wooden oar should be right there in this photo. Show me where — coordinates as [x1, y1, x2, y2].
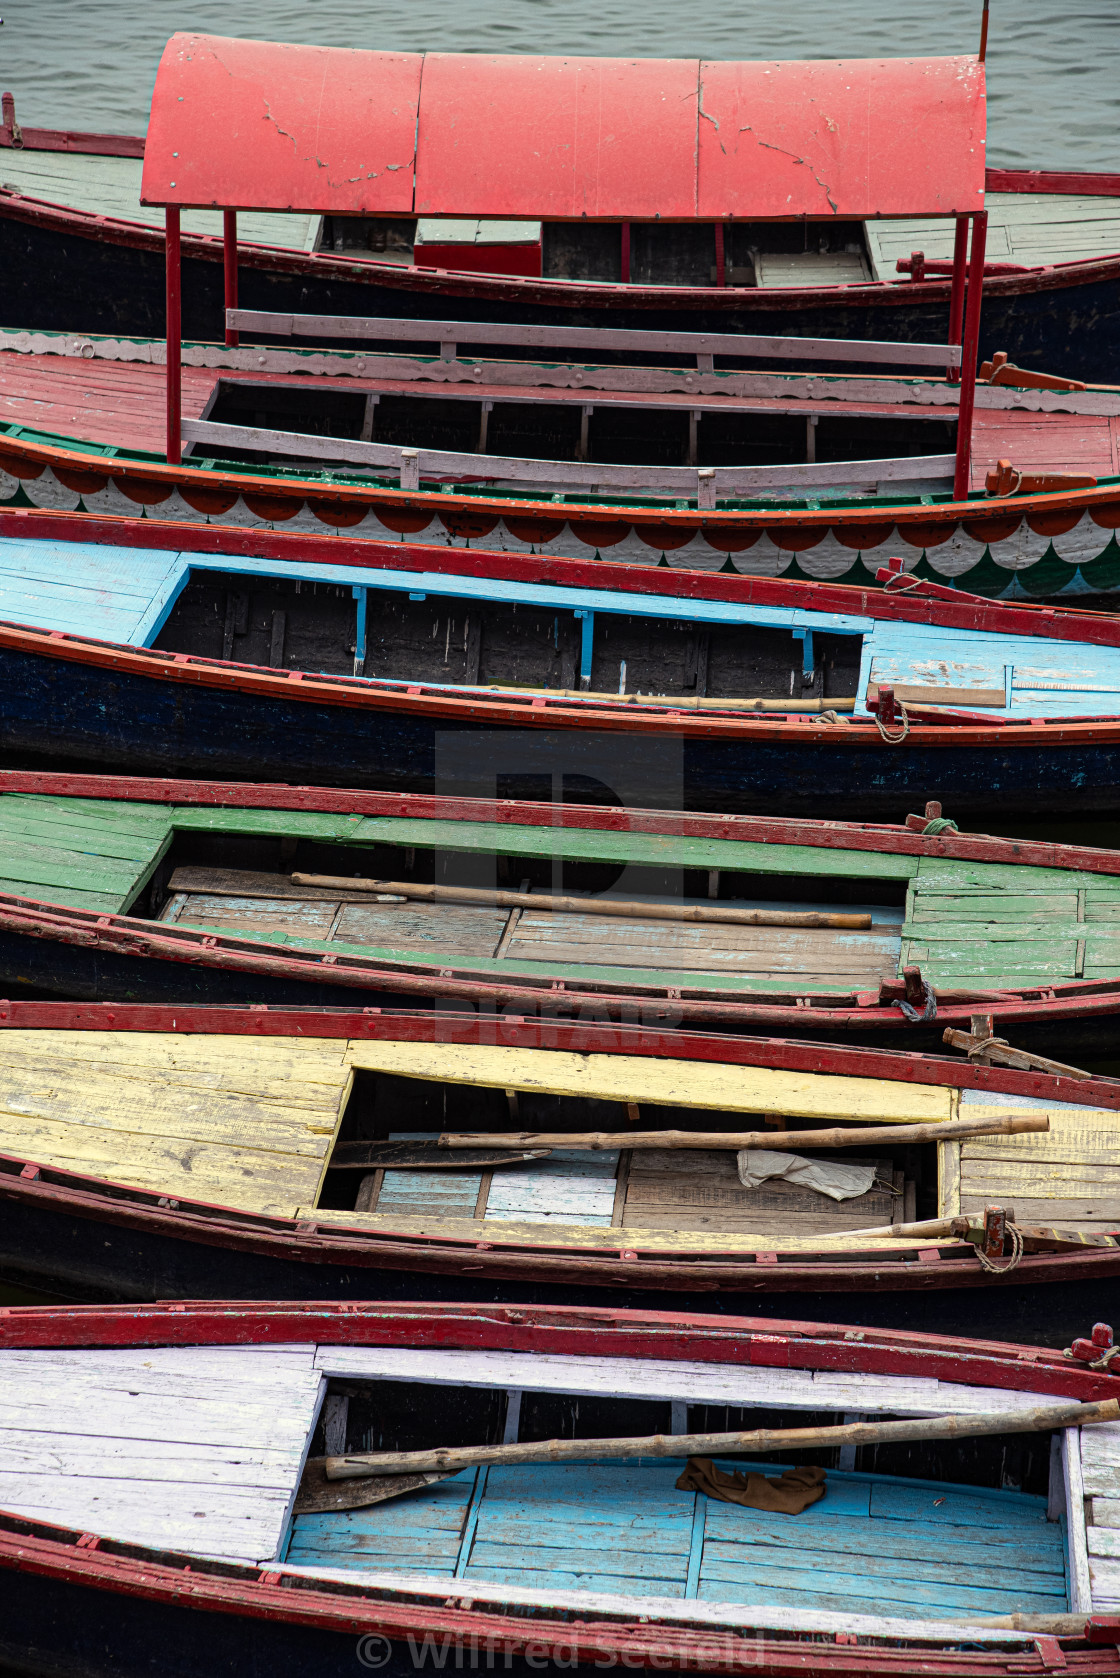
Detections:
[292, 874, 872, 930]
[439, 1112, 1049, 1152]
[325, 1396, 1120, 1480]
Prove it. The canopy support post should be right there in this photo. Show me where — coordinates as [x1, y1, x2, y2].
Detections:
[165, 205, 181, 467]
[620, 222, 630, 285]
[714, 224, 726, 288]
[953, 210, 987, 502]
[224, 210, 239, 347]
[947, 214, 969, 385]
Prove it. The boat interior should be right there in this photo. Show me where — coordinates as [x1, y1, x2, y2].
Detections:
[0, 1333, 1092, 1627]
[199, 374, 954, 479]
[6, 787, 1120, 1002]
[0, 1027, 1113, 1254]
[151, 565, 867, 700]
[4, 124, 1120, 285]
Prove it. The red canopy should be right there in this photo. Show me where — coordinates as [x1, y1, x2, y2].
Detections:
[142, 35, 985, 220]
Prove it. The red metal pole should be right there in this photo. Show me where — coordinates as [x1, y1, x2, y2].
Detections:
[620, 222, 631, 284]
[978, 0, 991, 62]
[165, 205, 181, 467]
[714, 223, 726, 287]
[947, 214, 969, 386]
[223, 209, 239, 347]
[953, 210, 988, 501]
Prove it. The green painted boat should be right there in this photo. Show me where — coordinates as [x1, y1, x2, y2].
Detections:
[1, 770, 1120, 1059]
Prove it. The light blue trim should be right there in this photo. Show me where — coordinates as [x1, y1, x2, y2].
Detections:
[793, 627, 814, 682]
[352, 585, 368, 670]
[575, 609, 595, 687]
[453, 1467, 489, 1578]
[175, 552, 872, 636]
[132, 555, 192, 646]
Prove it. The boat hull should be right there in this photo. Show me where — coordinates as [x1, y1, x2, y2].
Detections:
[3, 191, 1120, 383]
[7, 638, 1120, 822]
[7, 1179, 1120, 1344]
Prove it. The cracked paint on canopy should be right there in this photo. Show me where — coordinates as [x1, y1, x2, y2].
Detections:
[141, 35, 986, 222]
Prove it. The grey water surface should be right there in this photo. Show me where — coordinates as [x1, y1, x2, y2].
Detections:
[0, 0, 1116, 169]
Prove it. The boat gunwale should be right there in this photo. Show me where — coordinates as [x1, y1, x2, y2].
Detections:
[6, 413, 1120, 530]
[11, 617, 1120, 746]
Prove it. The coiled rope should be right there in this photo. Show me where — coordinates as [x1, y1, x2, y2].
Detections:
[975, 1223, 1024, 1274]
[874, 699, 910, 743]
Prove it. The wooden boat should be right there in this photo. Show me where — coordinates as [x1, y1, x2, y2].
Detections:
[3, 1299, 1120, 1677]
[11, 507, 1120, 817]
[8, 767, 1120, 1060]
[4, 50, 1120, 386]
[4, 35, 1120, 589]
[3, 1000, 1120, 1323]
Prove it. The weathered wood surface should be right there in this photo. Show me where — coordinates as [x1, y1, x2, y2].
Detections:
[343, 1042, 957, 1122]
[0, 1029, 353, 1215]
[327, 1398, 1120, 1477]
[0, 149, 318, 248]
[0, 1344, 322, 1561]
[183, 416, 956, 497]
[227, 308, 964, 369]
[959, 1107, 1120, 1233]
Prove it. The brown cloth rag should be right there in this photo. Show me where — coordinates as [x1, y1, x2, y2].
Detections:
[676, 1457, 826, 1514]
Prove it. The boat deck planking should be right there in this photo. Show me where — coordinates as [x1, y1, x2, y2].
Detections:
[0, 149, 321, 251]
[0, 1336, 1075, 1621]
[0, 347, 1117, 487]
[0, 1343, 324, 1561]
[0, 1030, 355, 1215]
[285, 1459, 1066, 1619]
[868, 193, 1120, 277]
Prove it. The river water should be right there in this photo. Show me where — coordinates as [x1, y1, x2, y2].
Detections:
[0, 0, 1117, 169]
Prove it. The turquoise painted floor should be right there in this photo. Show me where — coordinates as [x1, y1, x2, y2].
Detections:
[285, 1457, 1068, 1621]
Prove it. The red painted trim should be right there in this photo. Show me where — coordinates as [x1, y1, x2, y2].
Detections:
[223, 210, 238, 349]
[986, 165, 1120, 198]
[165, 207, 181, 466]
[0, 1001, 1109, 1106]
[2, 1298, 1117, 1387]
[954, 212, 987, 499]
[9, 502, 1120, 650]
[0, 125, 145, 159]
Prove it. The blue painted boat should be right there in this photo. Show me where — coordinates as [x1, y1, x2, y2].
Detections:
[5, 516, 1120, 817]
[1, 1300, 1116, 1676]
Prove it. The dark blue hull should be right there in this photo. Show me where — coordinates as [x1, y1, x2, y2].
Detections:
[1, 200, 1119, 382]
[5, 643, 1120, 822]
[2, 1188, 1117, 1347]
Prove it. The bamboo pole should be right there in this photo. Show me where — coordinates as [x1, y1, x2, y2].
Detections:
[291, 875, 871, 931]
[325, 1396, 1120, 1481]
[439, 1112, 1049, 1152]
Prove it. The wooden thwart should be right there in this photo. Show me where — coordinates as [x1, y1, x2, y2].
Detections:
[291, 875, 872, 930]
[439, 1113, 1049, 1152]
[325, 1396, 1120, 1480]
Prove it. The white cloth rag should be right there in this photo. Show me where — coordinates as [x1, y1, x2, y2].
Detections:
[736, 1149, 879, 1202]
